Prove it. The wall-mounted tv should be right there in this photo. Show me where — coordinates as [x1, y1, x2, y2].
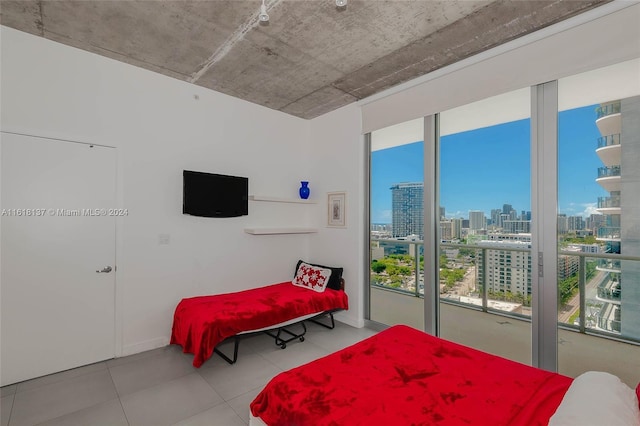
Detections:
[183, 170, 248, 218]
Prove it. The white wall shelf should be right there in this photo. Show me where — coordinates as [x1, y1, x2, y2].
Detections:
[244, 227, 318, 235]
[249, 195, 317, 204]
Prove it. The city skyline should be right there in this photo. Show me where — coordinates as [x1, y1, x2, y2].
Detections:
[371, 105, 606, 224]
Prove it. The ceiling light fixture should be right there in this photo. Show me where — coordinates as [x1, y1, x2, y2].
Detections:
[259, 0, 269, 23]
[336, 0, 347, 7]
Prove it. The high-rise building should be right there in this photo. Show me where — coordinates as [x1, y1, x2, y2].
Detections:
[558, 246, 581, 281]
[502, 204, 513, 215]
[587, 213, 605, 233]
[477, 236, 532, 297]
[491, 209, 502, 228]
[558, 214, 568, 234]
[391, 182, 424, 238]
[568, 215, 585, 232]
[439, 206, 446, 220]
[451, 218, 463, 240]
[503, 220, 531, 234]
[469, 210, 486, 231]
[594, 97, 640, 339]
[440, 220, 453, 241]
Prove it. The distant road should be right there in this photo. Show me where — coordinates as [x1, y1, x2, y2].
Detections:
[557, 270, 606, 324]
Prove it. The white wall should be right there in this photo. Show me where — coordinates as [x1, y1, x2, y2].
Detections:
[308, 103, 364, 327]
[0, 26, 318, 356]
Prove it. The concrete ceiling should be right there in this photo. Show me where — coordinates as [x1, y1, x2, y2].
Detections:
[1, 0, 610, 119]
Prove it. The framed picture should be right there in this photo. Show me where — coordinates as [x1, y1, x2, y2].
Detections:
[327, 191, 346, 227]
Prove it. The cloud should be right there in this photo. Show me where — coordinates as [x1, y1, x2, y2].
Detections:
[580, 203, 600, 217]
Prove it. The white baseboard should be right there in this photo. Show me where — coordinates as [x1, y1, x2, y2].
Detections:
[121, 337, 170, 357]
[335, 312, 365, 328]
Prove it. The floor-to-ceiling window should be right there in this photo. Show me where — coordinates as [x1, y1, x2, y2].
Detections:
[369, 119, 424, 329]
[437, 88, 532, 363]
[556, 59, 640, 386]
[365, 58, 640, 386]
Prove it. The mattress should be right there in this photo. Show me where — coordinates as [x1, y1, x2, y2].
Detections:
[250, 324, 572, 425]
[171, 282, 348, 367]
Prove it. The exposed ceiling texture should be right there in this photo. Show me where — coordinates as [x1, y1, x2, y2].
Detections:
[0, 0, 610, 119]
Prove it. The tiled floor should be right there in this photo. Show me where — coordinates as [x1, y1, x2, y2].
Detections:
[1, 321, 377, 426]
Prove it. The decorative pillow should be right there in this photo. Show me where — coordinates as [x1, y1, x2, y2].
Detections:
[294, 260, 343, 290]
[636, 382, 640, 410]
[549, 371, 640, 426]
[292, 262, 332, 293]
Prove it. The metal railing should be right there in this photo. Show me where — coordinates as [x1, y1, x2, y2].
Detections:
[597, 195, 620, 209]
[371, 238, 424, 298]
[597, 165, 621, 178]
[597, 133, 621, 148]
[596, 258, 621, 271]
[370, 239, 640, 344]
[597, 226, 621, 240]
[596, 102, 621, 119]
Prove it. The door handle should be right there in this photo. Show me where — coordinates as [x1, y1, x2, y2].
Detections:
[96, 266, 112, 273]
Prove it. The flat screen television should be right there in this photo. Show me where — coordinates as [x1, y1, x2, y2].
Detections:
[183, 170, 248, 218]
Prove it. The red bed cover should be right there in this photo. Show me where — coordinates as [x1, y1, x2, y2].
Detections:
[171, 282, 348, 367]
[251, 325, 571, 426]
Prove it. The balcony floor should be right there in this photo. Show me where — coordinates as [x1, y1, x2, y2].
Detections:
[370, 286, 640, 387]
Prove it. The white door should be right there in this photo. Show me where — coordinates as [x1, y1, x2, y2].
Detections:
[1, 132, 116, 386]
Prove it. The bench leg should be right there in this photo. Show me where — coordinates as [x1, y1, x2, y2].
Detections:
[213, 336, 240, 364]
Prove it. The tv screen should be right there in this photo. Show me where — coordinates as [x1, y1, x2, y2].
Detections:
[183, 170, 248, 218]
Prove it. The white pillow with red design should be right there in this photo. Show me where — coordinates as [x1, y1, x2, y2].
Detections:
[292, 262, 332, 293]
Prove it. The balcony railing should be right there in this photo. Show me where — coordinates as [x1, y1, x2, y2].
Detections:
[371, 238, 424, 298]
[596, 285, 621, 303]
[596, 102, 621, 119]
[597, 166, 621, 178]
[597, 134, 621, 148]
[597, 227, 621, 239]
[370, 239, 640, 345]
[597, 195, 621, 209]
[597, 258, 621, 271]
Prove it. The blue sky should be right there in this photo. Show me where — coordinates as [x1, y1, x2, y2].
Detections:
[371, 105, 606, 223]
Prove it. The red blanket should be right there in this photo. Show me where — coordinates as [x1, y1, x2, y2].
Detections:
[251, 325, 571, 425]
[170, 282, 348, 367]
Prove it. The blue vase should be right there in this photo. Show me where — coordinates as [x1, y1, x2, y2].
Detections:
[299, 181, 310, 199]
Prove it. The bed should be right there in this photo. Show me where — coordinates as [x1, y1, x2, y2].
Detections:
[171, 261, 348, 367]
[250, 324, 640, 426]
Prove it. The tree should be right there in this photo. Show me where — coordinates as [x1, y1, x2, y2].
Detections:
[458, 247, 476, 258]
[371, 261, 386, 274]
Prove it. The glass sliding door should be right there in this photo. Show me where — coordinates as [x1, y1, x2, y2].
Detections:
[369, 119, 425, 329]
[557, 59, 640, 387]
[438, 88, 532, 363]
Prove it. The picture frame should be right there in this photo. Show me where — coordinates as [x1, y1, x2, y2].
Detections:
[327, 191, 346, 227]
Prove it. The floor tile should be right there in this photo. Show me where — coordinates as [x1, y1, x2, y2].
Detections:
[307, 324, 377, 353]
[109, 347, 197, 396]
[1, 386, 16, 398]
[15, 362, 107, 394]
[2, 394, 14, 426]
[197, 353, 282, 401]
[35, 399, 127, 426]
[227, 387, 263, 425]
[259, 340, 330, 372]
[9, 370, 117, 426]
[172, 403, 245, 426]
[120, 373, 223, 426]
